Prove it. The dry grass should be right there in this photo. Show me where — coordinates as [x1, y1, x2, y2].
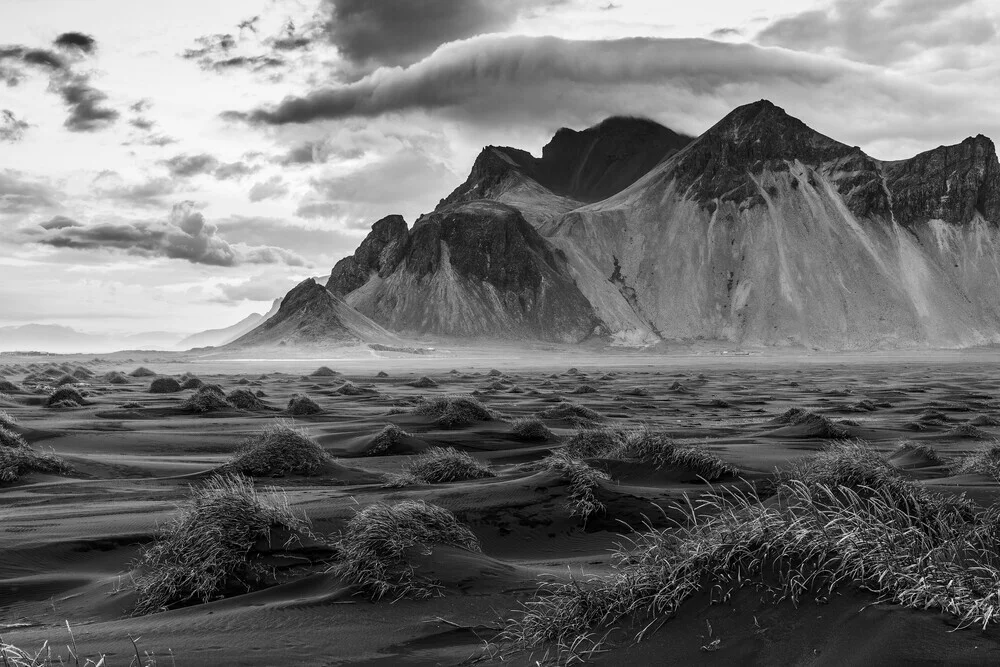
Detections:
[892, 441, 946, 466]
[227, 388, 268, 411]
[148, 377, 181, 394]
[408, 376, 438, 388]
[538, 451, 609, 521]
[45, 387, 85, 408]
[333, 500, 481, 600]
[103, 371, 129, 385]
[129, 367, 157, 378]
[367, 423, 410, 456]
[400, 447, 495, 484]
[412, 395, 500, 429]
[132, 474, 308, 615]
[954, 441, 1000, 479]
[496, 443, 1000, 664]
[224, 421, 329, 477]
[535, 402, 604, 427]
[0, 410, 16, 430]
[0, 431, 70, 483]
[511, 417, 554, 442]
[566, 427, 736, 479]
[181, 385, 233, 413]
[180, 376, 204, 389]
[286, 393, 322, 416]
[1, 622, 161, 666]
[0, 379, 20, 392]
[310, 366, 339, 377]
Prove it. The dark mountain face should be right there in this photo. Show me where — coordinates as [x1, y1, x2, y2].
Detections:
[328, 201, 602, 343]
[230, 278, 401, 347]
[885, 135, 1000, 226]
[439, 116, 692, 210]
[328, 214, 409, 296]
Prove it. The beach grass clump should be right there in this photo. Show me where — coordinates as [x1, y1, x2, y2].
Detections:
[286, 393, 322, 415]
[0, 432, 70, 483]
[0, 410, 16, 430]
[539, 451, 609, 521]
[310, 366, 339, 377]
[132, 474, 308, 615]
[566, 427, 736, 479]
[407, 376, 438, 388]
[0, 380, 19, 392]
[953, 441, 1000, 479]
[510, 417, 554, 442]
[55, 374, 80, 386]
[403, 447, 495, 484]
[333, 500, 481, 600]
[149, 377, 182, 394]
[225, 421, 328, 477]
[180, 376, 204, 389]
[0, 425, 27, 449]
[103, 371, 129, 385]
[181, 385, 233, 413]
[412, 394, 500, 429]
[226, 388, 267, 411]
[535, 402, 604, 427]
[892, 441, 946, 466]
[496, 458, 1000, 663]
[129, 366, 157, 378]
[335, 381, 368, 396]
[45, 387, 85, 408]
[367, 423, 410, 456]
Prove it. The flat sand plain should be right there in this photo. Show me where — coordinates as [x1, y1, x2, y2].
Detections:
[4, 349, 1000, 665]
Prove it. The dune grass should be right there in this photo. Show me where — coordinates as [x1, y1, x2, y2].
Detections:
[333, 500, 481, 600]
[310, 366, 339, 377]
[227, 388, 268, 411]
[1, 623, 162, 666]
[535, 402, 604, 427]
[286, 393, 322, 416]
[510, 417, 554, 442]
[180, 376, 204, 389]
[0, 410, 16, 430]
[892, 440, 946, 466]
[129, 367, 157, 378]
[367, 423, 410, 456]
[181, 385, 233, 413]
[45, 387, 85, 408]
[0, 379, 20, 392]
[408, 376, 438, 388]
[224, 421, 329, 477]
[566, 427, 736, 479]
[496, 440, 1000, 664]
[0, 430, 70, 483]
[103, 371, 129, 385]
[412, 394, 500, 429]
[954, 441, 1000, 479]
[148, 377, 181, 394]
[397, 447, 496, 485]
[132, 474, 308, 615]
[538, 451, 609, 521]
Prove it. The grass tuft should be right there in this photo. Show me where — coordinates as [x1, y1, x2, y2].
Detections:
[367, 423, 410, 456]
[412, 394, 500, 429]
[538, 451, 609, 521]
[333, 500, 480, 600]
[286, 393, 322, 415]
[511, 417, 554, 442]
[45, 387, 85, 408]
[401, 447, 495, 484]
[132, 474, 308, 615]
[149, 377, 181, 394]
[226, 388, 268, 411]
[181, 385, 233, 413]
[310, 366, 339, 377]
[224, 421, 329, 477]
[129, 366, 157, 378]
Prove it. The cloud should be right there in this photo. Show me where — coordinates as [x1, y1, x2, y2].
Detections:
[214, 215, 362, 256]
[756, 0, 998, 67]
[297, 149, 456, 226]
[33, 201, 308, 267]
[40, 215, 82, 230]
[217, 273, 303, 302]
[248, 175, 290, 202]
[0, 110, 29, 142]
[92, 172, 177, 207]
[0, 170, 60, 213]
[162, 153, 221, 178]
[214, 160, 261, 180]
[59, 75, 120, 131]
[228, 34, 999, 156]
[321, 0, 565, 68]
[277, 138, 363, 165]
[54, 32, 97, 54]
[710, 27, 743, 38]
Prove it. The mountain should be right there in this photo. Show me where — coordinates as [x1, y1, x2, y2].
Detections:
[439, 116, 692, 227]
[327, 200, 603, 342]
[229, 279, 404, 347]
[545, 100, 1000, 348]
[177, 298, 282, 349]
[0, 324, 182, 353]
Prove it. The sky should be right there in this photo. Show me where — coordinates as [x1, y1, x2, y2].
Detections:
[1, 0, 998, 340]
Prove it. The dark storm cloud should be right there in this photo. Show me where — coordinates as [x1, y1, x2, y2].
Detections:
[757, 0, 997, 66]
[227, 36, 860, 126]
[322, 0, 565, 67]
[34, 201, 307, 267]
[60, 76, 120, 132]
[54, 32, 97, 54]
[162, 153, 221, 178]
[0, 110, 29, 142]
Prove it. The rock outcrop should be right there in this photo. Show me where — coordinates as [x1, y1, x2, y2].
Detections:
[327, 201, 602, 342]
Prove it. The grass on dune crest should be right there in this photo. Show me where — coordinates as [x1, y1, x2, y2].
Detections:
[0, 432, 70, 483]
[385, 447, 496, 487]
[411, 394, 501, 428]
[286, 393, 322, 416]
[566, 427, 736, 480]
[132, 474, 309, 615]
[226, 388, 268, 411]
[0, 409, 16, 429]
[493, 439, 1000, 665]
[45, 387, 85, 408]
[510, 417, 554, 442]
[181, 385, 233, 413]
[1, 622, 162, 666]
[536, 450, 610, 522]
[366, 423, 410, 456]
[954, 441, 1000, 479]
[224, 421, 329, 477]
[333, 500, 481, 601]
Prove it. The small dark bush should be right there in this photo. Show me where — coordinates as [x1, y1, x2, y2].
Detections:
[149, 377, 182, 394]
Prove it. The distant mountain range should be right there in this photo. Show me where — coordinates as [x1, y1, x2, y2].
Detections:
[176, 298, 282, 349]
[0, 324, 181, 354]
[284, 101, 1000, 350]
